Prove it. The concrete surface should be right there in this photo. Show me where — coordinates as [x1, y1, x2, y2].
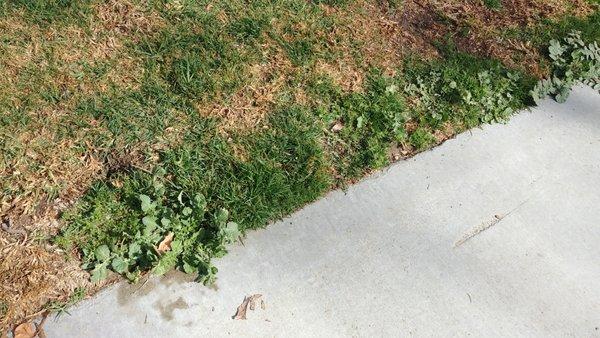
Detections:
[46, 86, 600, 337]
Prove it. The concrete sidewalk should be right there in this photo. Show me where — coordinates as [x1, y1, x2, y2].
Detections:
[46, 86, 600, 337]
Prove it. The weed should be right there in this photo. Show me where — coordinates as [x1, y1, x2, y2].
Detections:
[502, 9, 600, 51]
[315, 71, 408, 178]
[534, 11, 600, 45]
[532, 31, 600, 102]
[409, 128, 436, 150]
[57, 107, 331, 284]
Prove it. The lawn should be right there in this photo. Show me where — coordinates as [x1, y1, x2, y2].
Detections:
[1, 0, 599, 331]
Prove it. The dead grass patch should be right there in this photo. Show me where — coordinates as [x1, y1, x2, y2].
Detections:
[95, 0, 166, 35]
[316, 1, 405, 89]
[0, 4, 169, 328]
[340, 2, 405, 70]
[198, 53, 289, 134]
[0, 233, 90, 331]
[0, 122, 104, 217]
[0, 0, 154, 219]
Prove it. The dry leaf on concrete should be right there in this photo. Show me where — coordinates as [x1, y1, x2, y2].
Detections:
[232, 294, 263, 320]
[232, 297, 250, 320]
[248, 294, 262, 311]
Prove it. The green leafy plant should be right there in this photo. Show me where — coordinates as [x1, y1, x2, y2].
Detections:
[409, 127, 436, 150]
[80, 168, 242, 285]
[315, 71, 409, 178]
[404, 68, 521, 126]
[532, 31, 600, 103]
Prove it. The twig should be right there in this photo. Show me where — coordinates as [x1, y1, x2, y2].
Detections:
[454, 200, 528, 247]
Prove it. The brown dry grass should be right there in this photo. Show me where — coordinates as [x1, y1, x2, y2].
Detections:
[0, 232, 90, 331]
[198, 53, 290, 134]
[315, 2, 404, 89]
[0, 0, 167, 218]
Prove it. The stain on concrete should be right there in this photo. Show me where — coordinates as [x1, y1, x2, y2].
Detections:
[156, 297, 190, 321]
[116, 278, 158, 306]
[115, 271, 198, 307]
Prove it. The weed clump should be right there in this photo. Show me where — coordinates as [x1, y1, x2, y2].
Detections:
[57, 108, 331, 284]
[532, 31, 600, 102]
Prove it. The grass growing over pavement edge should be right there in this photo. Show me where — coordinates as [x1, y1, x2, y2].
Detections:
[53, 46, 572, 285]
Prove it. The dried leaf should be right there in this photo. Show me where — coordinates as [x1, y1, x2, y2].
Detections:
[248, 294, 262, 310]
[232, 294, 262, 320]
[331, 122, 343, 132]
[14, 322, 36, 338]
[232, 297, 250, 320]
[157, 232, 174, 253]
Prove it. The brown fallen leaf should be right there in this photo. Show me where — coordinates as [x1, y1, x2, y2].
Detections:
[232, 294, 263, 320]
[157, 232, 174, 253]
[232, 297, 250, 320]
[249, 296, 259, 311]
[330, 121, 343, 132]
[248, 294, 262, 311]
[13, 322, 36, 338]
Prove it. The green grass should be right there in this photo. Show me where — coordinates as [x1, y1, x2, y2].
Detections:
[0, 0, 93, 24]
[57, 105, 332, 282]
[483, 0, 502, 10]
[45, 287, 86, 318]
